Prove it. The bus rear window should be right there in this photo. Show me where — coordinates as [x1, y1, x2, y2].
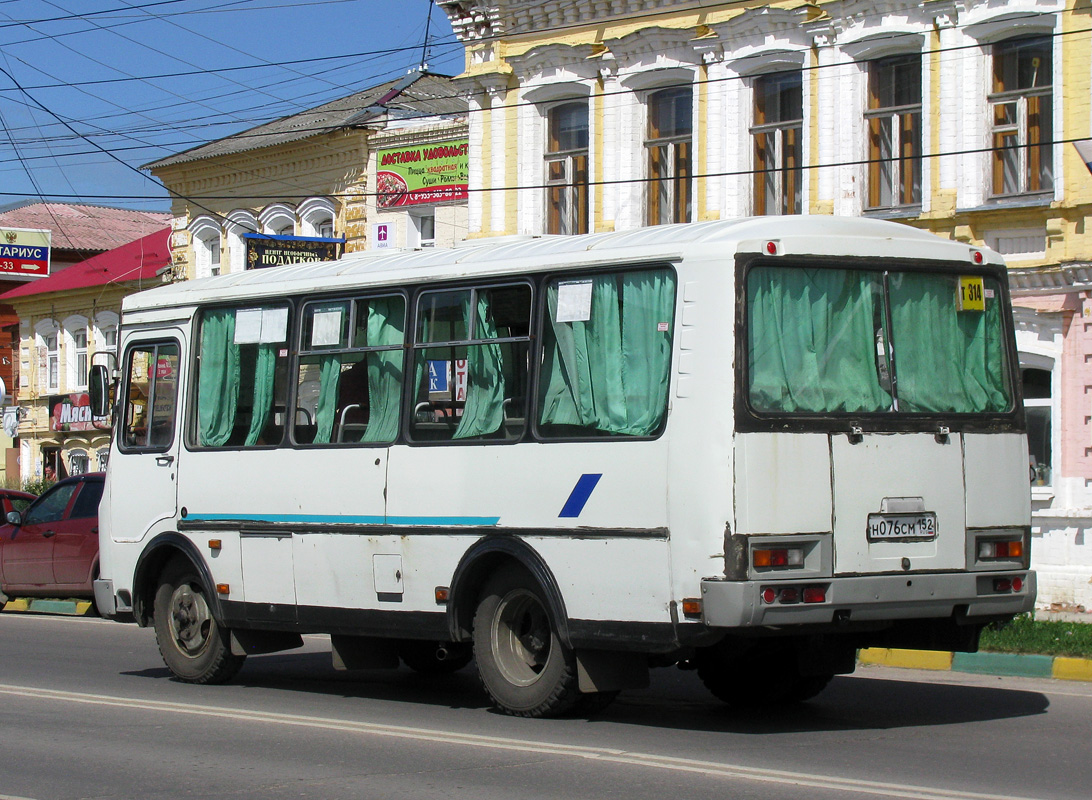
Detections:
[746, 266, 1012, 415]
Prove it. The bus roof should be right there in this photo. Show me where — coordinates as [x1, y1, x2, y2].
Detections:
[124, 216, 995, 313]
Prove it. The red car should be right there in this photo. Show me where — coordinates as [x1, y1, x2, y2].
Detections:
[0, 474, 104, 604]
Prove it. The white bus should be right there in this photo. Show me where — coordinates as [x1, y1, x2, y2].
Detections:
[91, 217, 1034, 717]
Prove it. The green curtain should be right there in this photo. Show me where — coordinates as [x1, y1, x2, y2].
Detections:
[244, 344, 277, 446]
[539, 276, 624, 431]
[889, 274, 1010, 413]
[619, 270, 674, 435]
[539, 270, 674, 436]
[454, 292, 506, 439]
[198, 309, 239, 446]
[313, 354, 342, 444]
[748, 267, 892, 413]
[361, 297, 405, 443]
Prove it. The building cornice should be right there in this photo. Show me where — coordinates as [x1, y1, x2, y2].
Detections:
[1009, 263, 1092, 295]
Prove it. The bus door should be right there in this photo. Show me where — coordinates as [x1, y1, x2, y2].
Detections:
[108, 335, 184, 543]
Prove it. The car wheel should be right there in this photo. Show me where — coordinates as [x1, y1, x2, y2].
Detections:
[472, 564, 580, 718]
[153, 559, 244, 684]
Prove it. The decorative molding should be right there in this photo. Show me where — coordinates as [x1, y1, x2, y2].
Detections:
[1009, 263, 1092, 294]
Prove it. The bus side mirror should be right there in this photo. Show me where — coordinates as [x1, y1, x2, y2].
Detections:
[89, 364, 112, 417]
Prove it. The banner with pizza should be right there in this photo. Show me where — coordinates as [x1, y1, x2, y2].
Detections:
[375, 139, 469, 208]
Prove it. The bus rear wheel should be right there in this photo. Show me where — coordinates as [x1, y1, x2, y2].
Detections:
[472, 565, 580, 718]
[153, 560, 244, 684]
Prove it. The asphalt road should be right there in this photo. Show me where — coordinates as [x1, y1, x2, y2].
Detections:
[1, 612, 1089, 800]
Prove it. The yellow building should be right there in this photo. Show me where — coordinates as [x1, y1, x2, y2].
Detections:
[438, 0, 1092, 610]
[144, 72, 469, 279]
[0, 229, 171, 482]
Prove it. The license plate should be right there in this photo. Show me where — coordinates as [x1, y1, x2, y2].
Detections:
[866, 513, 937, 541]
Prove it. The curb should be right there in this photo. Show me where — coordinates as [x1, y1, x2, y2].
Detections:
[1, 598, 95, 616]
[859, 647, 1092, 682]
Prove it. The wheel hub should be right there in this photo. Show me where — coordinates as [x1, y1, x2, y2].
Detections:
[168, 584, 212, 656]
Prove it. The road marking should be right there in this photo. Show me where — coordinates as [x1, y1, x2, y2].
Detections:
[0, 683, 1046, 800]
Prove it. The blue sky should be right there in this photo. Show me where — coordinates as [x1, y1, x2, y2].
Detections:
[0, 0, 461, 211]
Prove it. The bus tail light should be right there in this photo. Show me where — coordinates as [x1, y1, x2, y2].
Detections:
[761, 585, 828, 605]
[753, 547, 804, 569]
[993, 576, 1025, 593]
[978, 539, 1023, 559]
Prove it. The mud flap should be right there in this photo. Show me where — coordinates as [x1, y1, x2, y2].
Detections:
[575, 649, 650, 692]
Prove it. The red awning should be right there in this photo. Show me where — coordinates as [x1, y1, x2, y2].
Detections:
[0, 228, 171, 300]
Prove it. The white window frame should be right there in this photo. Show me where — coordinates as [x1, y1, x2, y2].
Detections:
[93, 311, 119, 364]
[63, 315, 89, 392]
[410, 212, 436, 248]
[69, 449, 89, 476]
[190, 217, 222, 280]
[35, 319, 60, 394]
[988, 36, 1053, 198]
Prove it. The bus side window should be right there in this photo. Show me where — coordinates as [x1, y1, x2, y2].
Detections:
[409, 284, 531, 443]
[294, 295, 405, 446]
[537, 268, 675, 439]
[121, 342, 179, 451]
[193, 305, 289, 448]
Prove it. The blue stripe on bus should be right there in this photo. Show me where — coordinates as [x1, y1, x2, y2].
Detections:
[183, 513, 500, 526]
[558, 473, 602, 518]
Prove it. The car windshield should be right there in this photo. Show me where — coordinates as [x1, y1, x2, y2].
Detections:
[747, 265, 1013, 414]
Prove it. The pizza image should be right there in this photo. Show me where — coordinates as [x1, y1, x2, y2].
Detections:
[376, 171, 408, 208]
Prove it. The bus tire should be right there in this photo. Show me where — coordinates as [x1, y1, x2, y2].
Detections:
[472, 565, 580, 718]
[153, 560, 244, 684]
[398, 640, 472, 674]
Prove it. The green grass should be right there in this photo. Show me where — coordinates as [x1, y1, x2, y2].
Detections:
[980, 614, 1092, 658]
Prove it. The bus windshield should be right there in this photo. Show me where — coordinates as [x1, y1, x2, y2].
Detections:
[747, 265, 1013, 415]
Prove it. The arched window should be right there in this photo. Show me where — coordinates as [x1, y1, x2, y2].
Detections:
[225, 210, 258, 274]
[261, 204, 297, 237]
[93, 311, 119, 363]
[68, 449, 89, 476]
[63, 315, 89, 391]
[35, 319, 60, 393]
[190, 217, 222, 280]
[299, 198, 337, 238]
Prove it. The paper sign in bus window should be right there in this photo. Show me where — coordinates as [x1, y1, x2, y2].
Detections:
[556, 280, 593, 323]
[233, 309, 263, 343]
[234, 307, 289, 344]
[259, 307, 288, 343]
[311, 309, 343, 347]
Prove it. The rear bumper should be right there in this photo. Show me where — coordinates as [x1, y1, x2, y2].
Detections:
[700, 570, 1036, 628]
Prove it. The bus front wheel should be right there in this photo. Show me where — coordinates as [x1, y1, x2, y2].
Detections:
[472, 565, 580, 717]
[153, 560, 244, 684]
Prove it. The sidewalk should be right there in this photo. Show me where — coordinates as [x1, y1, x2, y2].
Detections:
[859, 647, 1092, 682]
